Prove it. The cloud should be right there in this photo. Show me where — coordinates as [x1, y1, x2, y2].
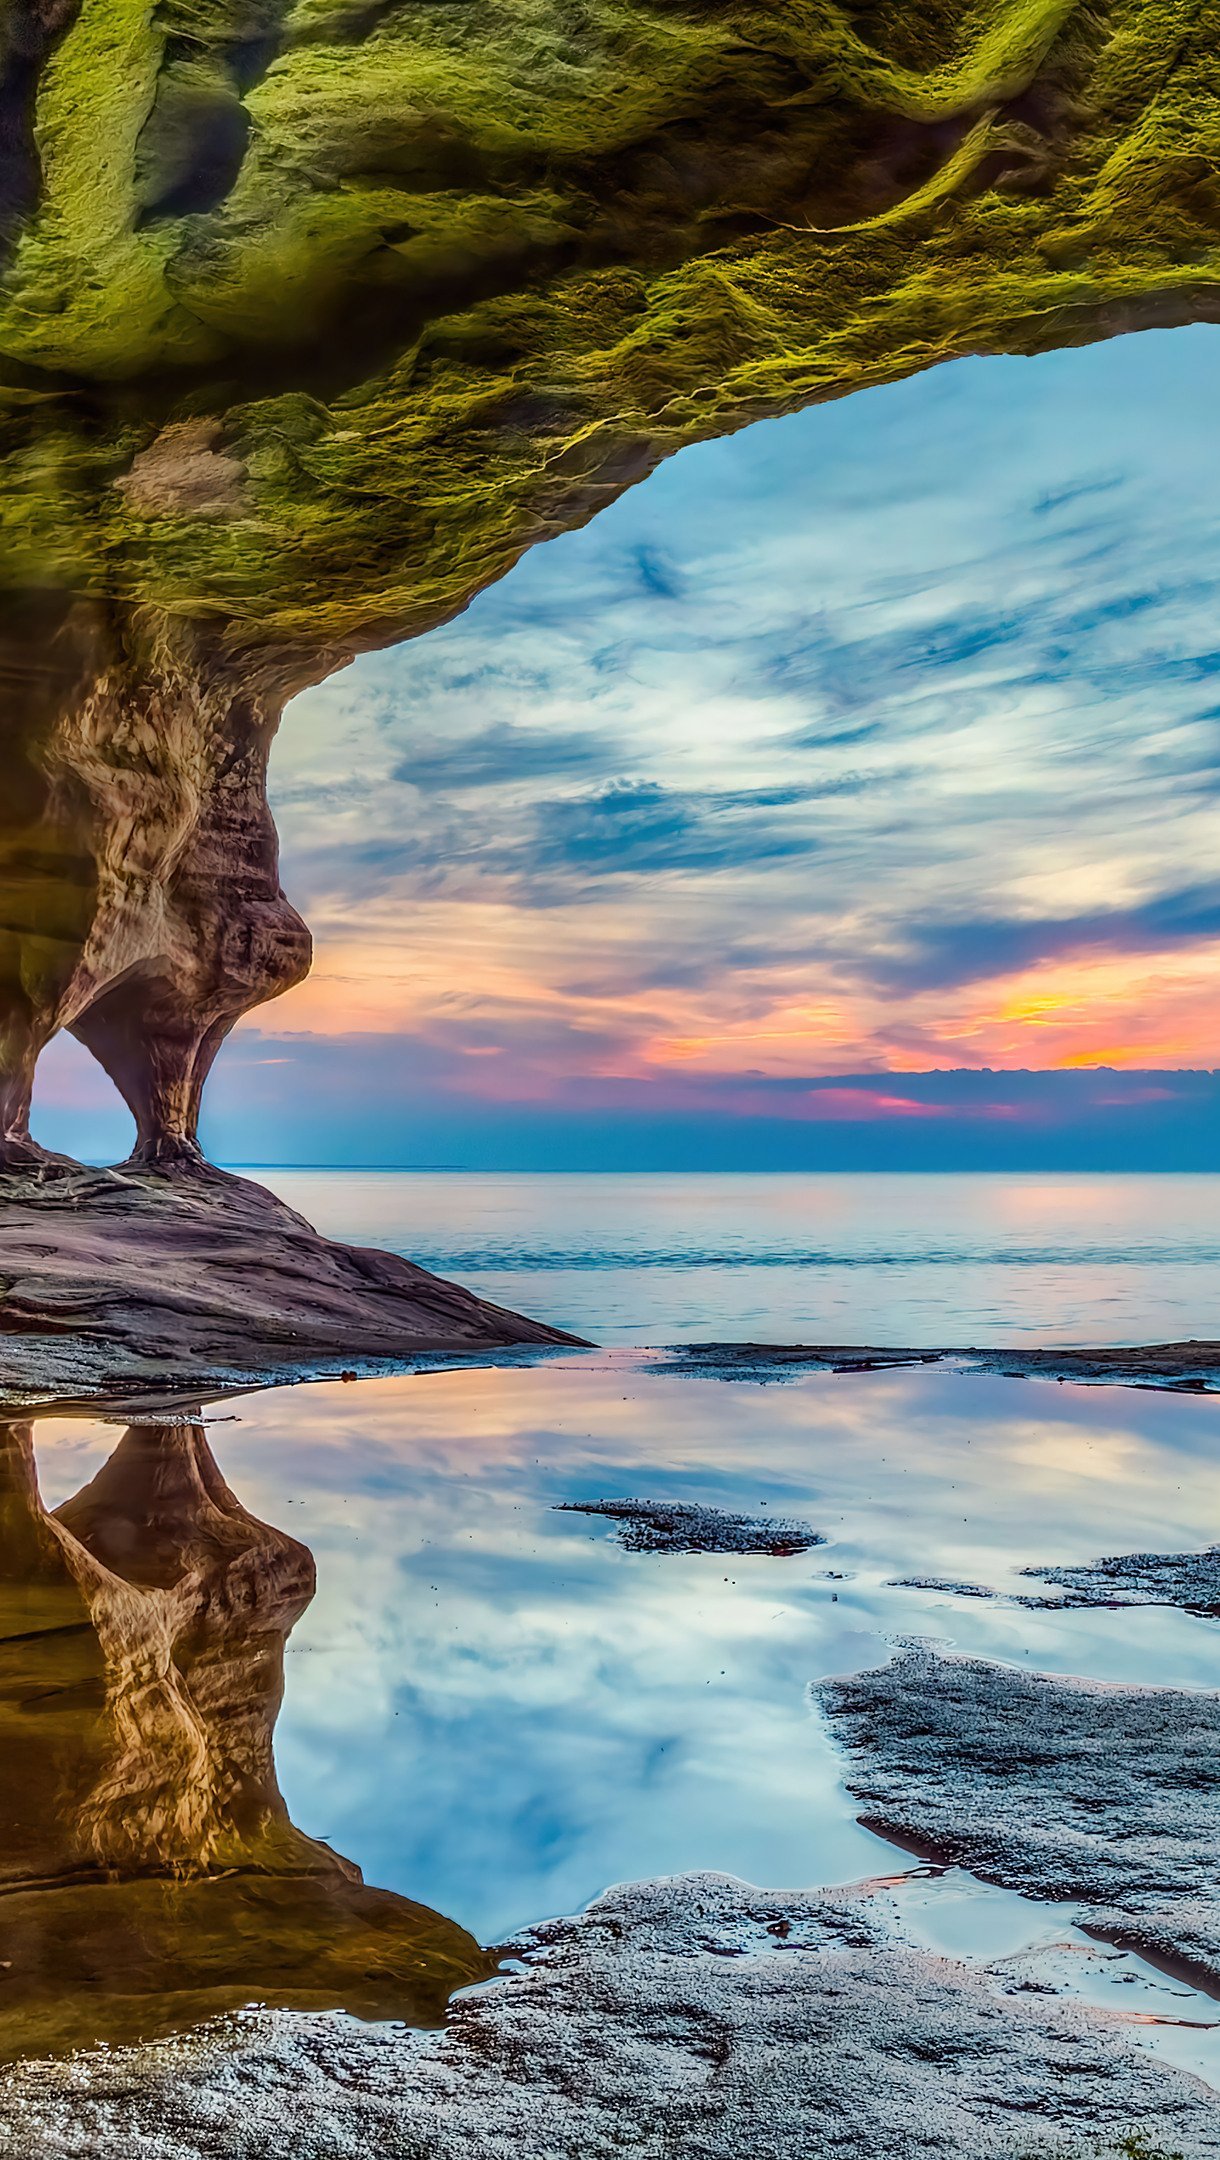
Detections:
[391, 721, 610, 794]
[519, 782, 817, 881]
[255, 325, 1220, 1166]
[857, 882, 1220, 997]
[632, 543, 687, 601]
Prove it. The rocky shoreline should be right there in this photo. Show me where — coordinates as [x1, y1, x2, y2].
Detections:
[6, 1189, 1220, 1412]
[0, 1166, 582, 1407]
[3, 1874, 1216, 2159]
[656, 1342, 1220, 1390]
[0, 1364, 1217, 2154]
[819, 1648, 1220, 1994]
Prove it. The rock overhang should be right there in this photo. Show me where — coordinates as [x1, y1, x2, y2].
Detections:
[0, 0, 1218, 657]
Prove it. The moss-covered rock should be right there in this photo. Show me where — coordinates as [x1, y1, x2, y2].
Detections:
[1, 0, 1218, 660]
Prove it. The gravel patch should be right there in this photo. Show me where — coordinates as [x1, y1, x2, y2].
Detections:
[885, 1548, 1220, 1617]
[887, 1576, 1005, 1599]
[1025, 1549, 1220, 1619]
[654, 1343, 1220, 1391]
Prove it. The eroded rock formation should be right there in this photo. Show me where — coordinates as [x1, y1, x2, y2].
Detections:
[0, 0, 1219, 1159]
[0, 1414, 493, 2054]
[1, 601, 311, 1169]
[0, 1162, 579, 1400]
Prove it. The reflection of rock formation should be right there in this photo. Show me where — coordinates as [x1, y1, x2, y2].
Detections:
[0, 1416, 493, 2058]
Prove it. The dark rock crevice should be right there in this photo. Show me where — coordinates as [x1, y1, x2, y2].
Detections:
[0, 0, 84, 262]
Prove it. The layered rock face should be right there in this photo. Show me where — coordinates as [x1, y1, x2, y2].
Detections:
[0, 1162, 581, 1399]
[1, 0, 1218, 1156]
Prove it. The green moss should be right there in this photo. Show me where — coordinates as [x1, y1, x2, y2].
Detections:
[0, 0, 1218, 668]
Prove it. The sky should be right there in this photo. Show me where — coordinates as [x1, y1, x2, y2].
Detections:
[32, 323, 1220, 1168]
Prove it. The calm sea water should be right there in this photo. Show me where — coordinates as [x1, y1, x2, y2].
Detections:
[251, 1168, 1220, 1345]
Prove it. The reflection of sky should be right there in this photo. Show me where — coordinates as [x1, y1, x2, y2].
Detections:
[30, 326, 1220, 1168]
[35, 1360, 1220, 1950]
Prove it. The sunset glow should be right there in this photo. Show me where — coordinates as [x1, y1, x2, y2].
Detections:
[31, 328, 1220, 1168]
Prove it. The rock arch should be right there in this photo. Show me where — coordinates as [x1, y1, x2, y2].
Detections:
[1, 0, 1217, 1166]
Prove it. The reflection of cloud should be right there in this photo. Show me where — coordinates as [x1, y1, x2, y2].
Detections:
[34, 1361, 1212, 1939]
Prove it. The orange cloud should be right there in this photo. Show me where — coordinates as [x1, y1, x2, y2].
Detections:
[246, 890, 1220, 1092]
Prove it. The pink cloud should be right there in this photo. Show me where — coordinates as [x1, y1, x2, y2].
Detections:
[798, 1088, 953, 1121]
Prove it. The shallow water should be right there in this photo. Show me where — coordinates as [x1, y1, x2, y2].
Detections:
[25, 1356, 1220, 2084]
[253, 1167, 1220, 1346]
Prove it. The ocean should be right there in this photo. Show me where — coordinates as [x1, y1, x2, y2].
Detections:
[249, 1168, 1220, 1345]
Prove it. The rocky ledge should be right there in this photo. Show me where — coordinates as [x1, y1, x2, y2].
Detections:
[554, 1498, 822, 1555]
[658, 1343, 1220, 1390]
[0, 1167, 581, 1406]
[891, 1544, 1220, 1618]
[819, 1648, 1220, 1991]
[3, 1873, 1216, 2159]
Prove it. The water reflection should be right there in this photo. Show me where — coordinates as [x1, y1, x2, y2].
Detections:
[0, 1416, 491, 2058]
[9, 1361, 1220, 2088]
[33, 1356, 1202, 1951]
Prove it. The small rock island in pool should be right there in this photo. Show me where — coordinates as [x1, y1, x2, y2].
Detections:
[556, 1497, 822, 1553]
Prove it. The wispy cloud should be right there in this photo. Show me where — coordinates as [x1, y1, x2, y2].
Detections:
[199, 325, 1220, 1165]
[392, 722, 611, 794]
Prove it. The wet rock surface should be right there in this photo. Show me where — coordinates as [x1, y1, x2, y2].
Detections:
[657, 1342, 1220, 1390]
[887, 1574, 1003, 1599]
[554, 1498, 822, 1555]
[3, 1872, 1217, 2159]
[888, 1546, 1220, 1617]
[0, 1166, 579, 1404]
[1025, 1547, 1220, 1619]
[819, 1648, 1220, 1988]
